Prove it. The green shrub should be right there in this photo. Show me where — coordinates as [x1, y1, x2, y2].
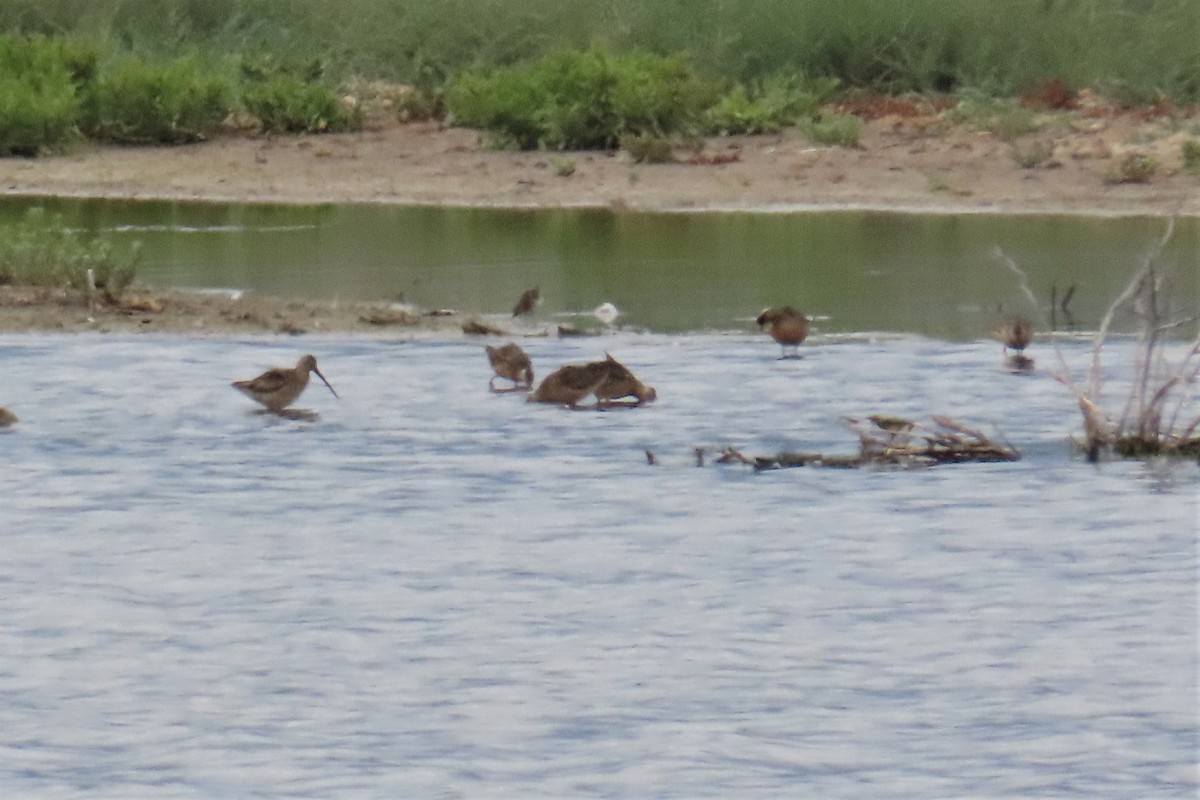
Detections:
[1104, 152, 1156, 184]
[0, 208, 139, 300]
[1183, 139, 1200, 175]
[242, 74, 360, 133]
[798, 112, 862, 147]
[446, 48, 719, 150]
[622, 133, 675, 163]
[704, 72, 837, 135]
[1010, 140, 1054, 169]
[946, 89, 1039, 141]
[81, 56, 232, 144]
[0, 35, 89, 155]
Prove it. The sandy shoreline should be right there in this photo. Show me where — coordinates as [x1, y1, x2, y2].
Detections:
[0, 107, 1196, 334]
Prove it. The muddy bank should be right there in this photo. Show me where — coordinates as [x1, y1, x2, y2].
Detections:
[1, 109, 1197, 218]
[0, 285, 524, 337]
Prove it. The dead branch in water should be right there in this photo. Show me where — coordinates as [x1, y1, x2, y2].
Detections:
[1049, 213, 1200, 460]
[682, 416, 1019, 472]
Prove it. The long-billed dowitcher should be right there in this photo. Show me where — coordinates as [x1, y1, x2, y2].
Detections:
[996, 317, 1035, 370]
[232, 354, 338, 413]
[529, 353, 655, 408]
[0, 407, 17, 427]
[485, 342, 534, 392]
[756, 306, 809, 358]
[512, 287, 541, 317]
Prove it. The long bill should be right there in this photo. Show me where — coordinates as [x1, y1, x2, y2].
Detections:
[313, 367, 339, 399]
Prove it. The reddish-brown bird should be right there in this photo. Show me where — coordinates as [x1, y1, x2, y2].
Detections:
[756, 306, 809, 358]
[528, 353, 656, 408]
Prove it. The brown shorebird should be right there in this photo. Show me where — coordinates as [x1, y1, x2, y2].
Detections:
[512, 287, 541, 317]
[756, 306, 809, 358]
[0, 407, 17, 427]
[485, 343, 534, 392]
[996, 317, 1035, 370]
[232, 354, 338, 413]
[528, 353, 656, 408]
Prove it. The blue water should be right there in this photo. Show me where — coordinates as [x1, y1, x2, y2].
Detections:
[1, 332, 1196, 798]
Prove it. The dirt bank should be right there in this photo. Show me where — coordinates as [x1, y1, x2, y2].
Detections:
[2, 103, 1197, 216]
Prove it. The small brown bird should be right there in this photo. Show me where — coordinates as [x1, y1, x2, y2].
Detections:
[485, 343, 534, 392]
[996, 317, 1035, 370]
[756, 306, 809, 358]
[528, 353, 656, 408]
[512, 287, 541, 317]
[0, 407, 17, 427]
[232, 354, 339, 413]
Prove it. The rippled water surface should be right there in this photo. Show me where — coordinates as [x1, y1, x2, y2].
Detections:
[1, 332, 1196, 798]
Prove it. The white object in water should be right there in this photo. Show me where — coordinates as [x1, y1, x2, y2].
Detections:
[593, 302, 620, 324]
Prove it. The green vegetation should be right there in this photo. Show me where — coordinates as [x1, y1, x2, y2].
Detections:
[2, 0, 1195, 102]
[622, 134, 675, 164]
[1104, 152, 1157, 184]
[0, 1, 1196, 155]
[0, 208, 139, 300]
[447, 49, 717, 150]
[798, 112, 862, 148]
[0, 35, 87, 154]
[945, 91, 1041, 142]
[704, 73, 837, 135]
[1183, 139, 1200, 175]
[80, 56, 232, 143]
[1010, 140, 1055, 169]
[242, 74, 359, 133]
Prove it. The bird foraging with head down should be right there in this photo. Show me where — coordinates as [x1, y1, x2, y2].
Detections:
[485, 343, 534, 392]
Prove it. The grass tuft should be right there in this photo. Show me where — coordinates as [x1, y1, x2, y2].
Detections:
[798, 112, 862, 148]
[0, 207, 139, 301]
[1103, 152, 1157, 184]
[703, 72, 838, 135]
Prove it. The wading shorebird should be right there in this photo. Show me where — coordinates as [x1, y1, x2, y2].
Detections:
[528, 353, 656, 408]
[996, 317, 1035, 370]
[756, 306, 809, 358]
[232, 354, 339, 413]
[512, 287, 541, 317]
[485, 343, 534, 392]
[0, 407, 17, 427]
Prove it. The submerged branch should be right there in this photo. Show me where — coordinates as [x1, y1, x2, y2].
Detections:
[678, 416, 1020, 472]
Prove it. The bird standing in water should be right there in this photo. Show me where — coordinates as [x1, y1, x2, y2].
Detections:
[232, 354, 339, 413]
[996, 317, 1035, 370]
[485, 343, 534, 392]
[756, 306, 810, 358]
[512, 287, 541, 317]
[0, 407, 17, 427]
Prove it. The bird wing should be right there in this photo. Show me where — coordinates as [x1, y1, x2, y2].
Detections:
[235, 368, 292, 394]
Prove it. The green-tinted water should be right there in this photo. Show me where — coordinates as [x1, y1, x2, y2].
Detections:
[2, 198, 1196, 337]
